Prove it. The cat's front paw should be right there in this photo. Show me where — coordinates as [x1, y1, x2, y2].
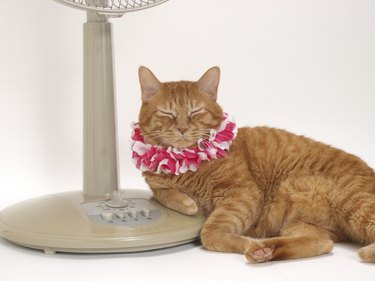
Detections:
[178, 197, 198, 215]
[152, 188, 199, 216]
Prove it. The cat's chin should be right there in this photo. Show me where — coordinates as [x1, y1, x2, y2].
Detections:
[172, 139, 197, 149]
[145, 137, 196, 149]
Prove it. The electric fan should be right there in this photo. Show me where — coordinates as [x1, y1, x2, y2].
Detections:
[0, 0, 205, 254]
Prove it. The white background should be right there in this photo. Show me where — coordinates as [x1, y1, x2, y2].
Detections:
[0, 0, 374, 280]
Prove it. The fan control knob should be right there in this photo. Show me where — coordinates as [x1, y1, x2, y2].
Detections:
[101, 212, 114, 221]
[128, 209, 138, 219]
[140, 208, 150, 218]
[116, 212, 126, 219]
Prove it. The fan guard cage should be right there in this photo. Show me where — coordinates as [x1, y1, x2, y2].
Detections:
[56, 0, 168, 14]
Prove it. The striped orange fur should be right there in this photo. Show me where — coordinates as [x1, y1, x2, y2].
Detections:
[137, 66, 375, 263]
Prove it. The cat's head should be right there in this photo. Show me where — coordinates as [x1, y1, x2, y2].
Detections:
[138, 66, 223, 149]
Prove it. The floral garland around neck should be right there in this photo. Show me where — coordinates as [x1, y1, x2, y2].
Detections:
[131, 113, 237, 175]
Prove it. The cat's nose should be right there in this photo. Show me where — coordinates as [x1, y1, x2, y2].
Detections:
[178, 127, 188, 134]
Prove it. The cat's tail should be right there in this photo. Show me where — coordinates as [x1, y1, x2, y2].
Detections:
[358, 243, 375, 263]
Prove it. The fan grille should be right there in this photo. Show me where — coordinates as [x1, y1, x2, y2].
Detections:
[56, 0, 168, 14]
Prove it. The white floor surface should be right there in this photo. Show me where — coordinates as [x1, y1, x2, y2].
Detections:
[0, 216, 374, 281]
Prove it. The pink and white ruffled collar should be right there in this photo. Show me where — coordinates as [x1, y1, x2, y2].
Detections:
[131, 113, 237, 175]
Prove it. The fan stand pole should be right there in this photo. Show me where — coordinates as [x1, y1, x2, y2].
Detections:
[83, 12, 119, 197]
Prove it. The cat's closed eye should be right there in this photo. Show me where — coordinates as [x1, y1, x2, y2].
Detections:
[189, 107, 204, 118]
[158, 109, 176, 119]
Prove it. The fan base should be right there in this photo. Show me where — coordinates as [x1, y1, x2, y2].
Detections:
[0, 189, 205, 254]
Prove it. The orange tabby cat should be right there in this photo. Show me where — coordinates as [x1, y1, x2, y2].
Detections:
[135, 66, 375, 263]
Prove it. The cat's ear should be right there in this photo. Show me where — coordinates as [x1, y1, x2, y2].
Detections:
[197, 66, 220, 101]
[138, 66, 161, 103]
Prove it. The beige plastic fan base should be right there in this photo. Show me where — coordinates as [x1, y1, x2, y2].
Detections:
[0, 189, 205, 254]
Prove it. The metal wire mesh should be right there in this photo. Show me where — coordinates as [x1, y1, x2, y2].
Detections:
[56, 0, 168, 14]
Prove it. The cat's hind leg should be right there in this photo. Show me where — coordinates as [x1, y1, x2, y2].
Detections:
[245, 222, 335, 263]
[330, 189, 375, 263]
